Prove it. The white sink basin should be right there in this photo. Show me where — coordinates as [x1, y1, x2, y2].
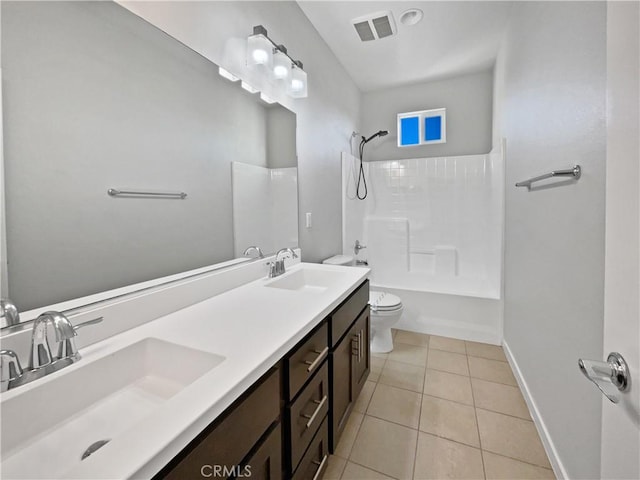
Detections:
[264, 266, 345, 292]
[1, 338, 224, 479]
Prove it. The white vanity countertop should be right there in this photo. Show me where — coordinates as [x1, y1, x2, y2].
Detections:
[0, 262, 369, 480]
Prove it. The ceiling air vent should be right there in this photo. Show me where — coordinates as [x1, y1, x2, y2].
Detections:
[352, 11, 397, 42]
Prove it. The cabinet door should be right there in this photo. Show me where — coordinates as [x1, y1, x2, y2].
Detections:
[158, 369, 280, 480]
[351, 306, 370, 399]
[242, 424, 282, 480]
[329, 325, 358, 451]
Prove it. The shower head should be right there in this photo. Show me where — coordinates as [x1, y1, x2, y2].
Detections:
[362, 130, 389, 144]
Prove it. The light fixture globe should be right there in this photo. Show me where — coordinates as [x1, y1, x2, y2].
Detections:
[273, 46, 291, 80]
[288, 61, 307, 98]
[247, 25, 273, 67]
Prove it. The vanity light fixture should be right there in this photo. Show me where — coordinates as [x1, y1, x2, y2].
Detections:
[246, 25, 273, 67]
[260, 93, 276, 104]
[288, 61, 308, 98]
[272, 45, 291, 80]
[240, 81, 259, 94]
[218, 66, 239, 82]
[246, 25, 307, 98]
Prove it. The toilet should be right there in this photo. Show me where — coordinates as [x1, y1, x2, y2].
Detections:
[322, 255, 404, 353]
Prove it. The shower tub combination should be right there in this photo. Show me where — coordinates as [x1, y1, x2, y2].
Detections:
[342, 150, 504, 344]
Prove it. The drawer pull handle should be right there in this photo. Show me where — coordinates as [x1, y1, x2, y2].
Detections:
[304, 346, 329, 373]
[302, 395, 328, 429]
[311, 454, 328, 480]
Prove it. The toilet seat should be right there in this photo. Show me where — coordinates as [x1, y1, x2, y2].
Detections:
[369, 290, 403, 312]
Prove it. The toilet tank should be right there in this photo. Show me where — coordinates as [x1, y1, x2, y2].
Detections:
[322, 255, 355, 266]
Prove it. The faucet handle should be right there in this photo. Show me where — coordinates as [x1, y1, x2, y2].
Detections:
[243, 246, 265, 258]
[30, 311, 72, 369]
[354, 240, 367, 255]
[57, 316, 103, 360]
[1, 298, 20, 328]
[1, 350, 23, 392]
[73, 316, 104, 332]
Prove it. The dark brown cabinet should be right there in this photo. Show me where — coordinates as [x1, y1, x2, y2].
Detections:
[287, 362, 329, 470]
[328, 281, 370, 452]
[154, 279, 369, 480]
[156, 368, 281, 480]
[351, 306, 370, 400]
[291, 418, 329, 480]
[242, 424, 282, 480]
[284, 321, 329, 477]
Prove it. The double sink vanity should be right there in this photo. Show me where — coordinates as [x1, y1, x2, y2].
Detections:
[0, 259, 370, 479]
[0, 2, 369, 478]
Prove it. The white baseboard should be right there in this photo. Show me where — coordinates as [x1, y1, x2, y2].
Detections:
[503, 340, 568, 480]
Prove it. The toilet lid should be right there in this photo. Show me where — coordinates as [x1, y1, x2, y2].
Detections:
[369, 290, 402, 311]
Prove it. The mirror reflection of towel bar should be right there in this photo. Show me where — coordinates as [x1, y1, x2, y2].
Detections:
[107, 188, 187, 199]
[515, 165, 581, 189]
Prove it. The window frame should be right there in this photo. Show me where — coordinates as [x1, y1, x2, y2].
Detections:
[397, 108, 446, 147]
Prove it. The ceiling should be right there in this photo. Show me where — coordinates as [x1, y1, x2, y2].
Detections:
[297, 1, 513, 92]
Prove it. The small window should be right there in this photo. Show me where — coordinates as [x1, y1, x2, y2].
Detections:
[397, 108, 446, 147]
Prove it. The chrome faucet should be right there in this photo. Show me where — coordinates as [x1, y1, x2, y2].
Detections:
[0, 311, 102, 392]
[30, 311, 78, 369]
[0, 350, 23, 393]
[1, 298, 20, 328]
[268, 248, 299, 278]
[354, 240, 367, 255]
[243, 245, 264, 258]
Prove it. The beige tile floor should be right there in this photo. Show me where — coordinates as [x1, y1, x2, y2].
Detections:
[323, 329, 555, 480]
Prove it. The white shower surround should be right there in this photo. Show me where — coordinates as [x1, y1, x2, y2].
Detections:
[232, 162, 298, 257]
[342, 150, 504, 344]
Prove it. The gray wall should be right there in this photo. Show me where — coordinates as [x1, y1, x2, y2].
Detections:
[497, 2, 606, 478]
[267, 106, 297, 169]
[360, 70, 493, 162]
[120, 1, 362, 264]
[2, 2, 280, 310]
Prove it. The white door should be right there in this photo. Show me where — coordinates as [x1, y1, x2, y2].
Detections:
[600, 2, 640, 478]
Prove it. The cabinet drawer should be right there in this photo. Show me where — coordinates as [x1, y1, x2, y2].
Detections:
[330, 280, 369, 347]
[291, 417, 329, 480]
[286, 322, 328, 401]
[287, 362, 329, 472]
[161, 368, 280, 480]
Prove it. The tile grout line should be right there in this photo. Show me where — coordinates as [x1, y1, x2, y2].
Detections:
[351, 348, 403, 480]
[347, 457, 401, 480]
[467, 351, 488, 480]
[412, 346, 429, 480]
[426, 361, 519, 388]
[340, 354, 388, 468]
[412, 370, 425, 480]
[421, 389, 534, 422]
[480, 449, 557, 471]
[466, 353, 509, 363]
[474, 406, 538, 424]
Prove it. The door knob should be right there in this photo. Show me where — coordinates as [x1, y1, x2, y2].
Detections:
[578, 352, 630, 403]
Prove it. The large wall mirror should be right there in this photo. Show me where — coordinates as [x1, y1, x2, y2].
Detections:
[0, 1, 299, 321]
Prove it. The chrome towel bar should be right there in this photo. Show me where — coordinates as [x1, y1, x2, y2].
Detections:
[515, 165, 581, 189]
[107, 188, 187, 199]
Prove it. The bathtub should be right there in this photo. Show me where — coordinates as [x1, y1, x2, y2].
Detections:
[342, 149, 504, 344]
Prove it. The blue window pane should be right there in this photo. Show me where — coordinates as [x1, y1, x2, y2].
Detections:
[425, 116, 442, 142]
[400, 116, 419, 146]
